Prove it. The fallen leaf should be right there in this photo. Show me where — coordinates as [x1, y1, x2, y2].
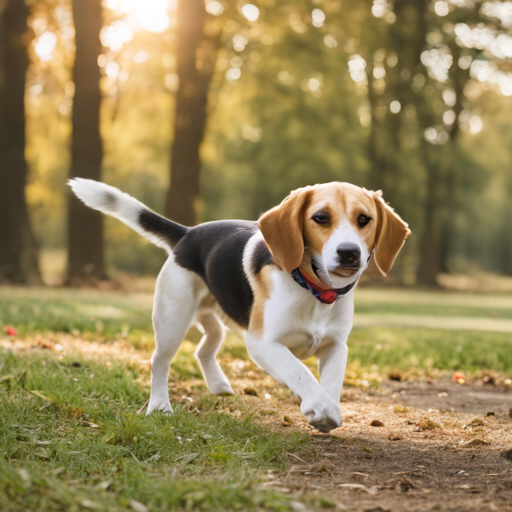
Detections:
[452, 371, 465, 384]
[95, 481, 111, 491]
[464, 439, 491, 447]
[388, 433, 402, 441]
[34, 449, 51, 460]
[16, 468, 30, 487]
[282, 415, 293, 427]
[484, 411, 495, 417]
[28, 390, 53, 402]
[81, 421, 101, 429]
[351, 471, 369, 480]
[243, 387, 258, 397]
[482, 375, 495, 385]
[398, 477, 414, 493]
[37, 339, 55, 350]
[469, 418, 484, 427]
[174, 453, 199, 463]
[80, 500, 100, 509]
[129, 500, 149, 512]
[370, 419, 384, 427]
[338, 483, 378, 495]
[416, 419, 440, 431]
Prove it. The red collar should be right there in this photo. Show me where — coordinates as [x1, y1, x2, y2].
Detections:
[291, 268, 357, 304]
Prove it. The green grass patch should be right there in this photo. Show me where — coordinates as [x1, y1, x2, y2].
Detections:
[0, 287, 153, 337]
[354, 302, 512, 320]
[0, 347, 307, 511]
[349, 327, 512, 375]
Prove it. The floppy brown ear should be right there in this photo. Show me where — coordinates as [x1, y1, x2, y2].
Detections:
[258, 187, 313, 273]
[372, 191, 411, 276]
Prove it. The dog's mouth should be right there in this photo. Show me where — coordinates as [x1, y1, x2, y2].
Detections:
[311, 258, 360, 283]
[330, 266, 360, 278]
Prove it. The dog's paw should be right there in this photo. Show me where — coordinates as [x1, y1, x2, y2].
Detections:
[196, 356, 235, 396]
[211, 382, 235, 396]
[300, 390, 342, 433]
[146, 397, 173, 415]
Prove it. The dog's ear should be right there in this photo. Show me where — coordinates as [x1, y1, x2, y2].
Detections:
[372, 191, 410, 276]
[258, 187, 313, 273]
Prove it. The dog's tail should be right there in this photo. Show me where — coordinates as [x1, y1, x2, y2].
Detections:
[68, 178, 187, 252]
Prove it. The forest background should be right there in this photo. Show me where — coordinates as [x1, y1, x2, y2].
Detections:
[1, 0, 512, 288]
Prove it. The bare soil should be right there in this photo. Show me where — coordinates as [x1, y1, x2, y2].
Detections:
[258, 379, 512, 512]
[219, 358, 512, 512]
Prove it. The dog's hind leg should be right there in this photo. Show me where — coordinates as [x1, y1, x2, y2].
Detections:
[195, 312, 234, 395]
[147, 257, 200, 415]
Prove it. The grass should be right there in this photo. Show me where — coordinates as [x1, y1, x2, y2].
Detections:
[0, 345, 307, 511]
[349, 327, 512, 376]
[1, 285, 512, 510]
[355, 288, 512, 319]
[0, 287, 153, 337]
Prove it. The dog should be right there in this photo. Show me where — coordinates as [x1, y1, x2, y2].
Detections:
[70, 179, 410, 432]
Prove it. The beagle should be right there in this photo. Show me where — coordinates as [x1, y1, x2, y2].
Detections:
[70, 179, 410, 432]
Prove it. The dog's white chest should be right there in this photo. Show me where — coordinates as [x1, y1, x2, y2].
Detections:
[281, 331, 324, 360]
[263, 270, 355, 359]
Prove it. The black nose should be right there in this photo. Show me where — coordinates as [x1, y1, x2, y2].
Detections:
[337, 244, 361, 266]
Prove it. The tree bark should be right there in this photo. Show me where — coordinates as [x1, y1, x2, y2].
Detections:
[0, 0, 41, 284]
[165, 0, 219, 225]
[67, 0, 106, 284]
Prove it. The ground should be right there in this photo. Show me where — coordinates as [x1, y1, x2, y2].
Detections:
[1, 285, 512, 511]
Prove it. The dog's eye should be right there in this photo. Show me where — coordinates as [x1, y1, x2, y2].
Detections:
[312, 212, 330, 224]
[357, 214, 371, 227]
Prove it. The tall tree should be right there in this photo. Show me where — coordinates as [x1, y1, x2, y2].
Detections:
[0, 0, 41, 284]
[67, 0, 106, 284]
[165, 0, 219, 225]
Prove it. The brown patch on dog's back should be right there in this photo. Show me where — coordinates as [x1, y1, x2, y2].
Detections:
[248, 265, 273, 335]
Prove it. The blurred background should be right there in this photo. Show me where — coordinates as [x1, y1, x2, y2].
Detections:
[1, 0, 512, 290]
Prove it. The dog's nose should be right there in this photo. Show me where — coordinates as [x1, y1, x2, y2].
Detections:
[337, 244, 361, 266]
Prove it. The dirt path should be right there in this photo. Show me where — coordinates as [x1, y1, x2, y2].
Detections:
[262, 381, 512, 511]
[226, 361, 512, 512]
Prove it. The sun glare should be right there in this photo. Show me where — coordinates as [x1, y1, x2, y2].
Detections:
[105, 0, 176, 34]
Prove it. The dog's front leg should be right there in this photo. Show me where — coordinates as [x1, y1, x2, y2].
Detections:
[245, 333, 341, 432]
[316, 340, 349, 405]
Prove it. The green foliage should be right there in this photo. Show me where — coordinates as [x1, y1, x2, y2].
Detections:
[21, 0, 512, 280]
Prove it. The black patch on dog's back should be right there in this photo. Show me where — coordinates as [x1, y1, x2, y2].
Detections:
[174, 221, 259, 328]
[252, 239, 273, 275]
[139, 209, 188, 248]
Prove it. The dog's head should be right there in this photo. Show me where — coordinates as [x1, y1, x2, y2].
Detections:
[258, 182, 410, 288]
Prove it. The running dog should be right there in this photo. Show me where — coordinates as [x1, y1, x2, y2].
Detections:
[69, 179, 410, 432]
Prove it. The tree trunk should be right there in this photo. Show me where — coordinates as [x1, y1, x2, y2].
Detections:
[415, 144, 443, 285]
[165, 0, 219, 225]
[67, 0, 106, 284]
[0, 0, 41, 284]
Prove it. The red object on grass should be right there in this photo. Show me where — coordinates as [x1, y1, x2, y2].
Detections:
[4, 326, 17, 336]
